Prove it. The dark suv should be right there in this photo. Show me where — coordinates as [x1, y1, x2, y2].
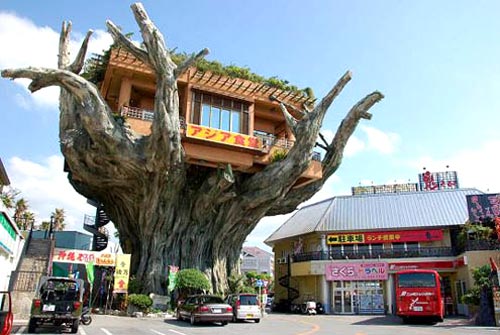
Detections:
[28, 276, 84, 334]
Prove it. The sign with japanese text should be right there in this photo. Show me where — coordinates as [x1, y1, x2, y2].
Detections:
[327, 229, 443, 245]
[53, 248, 116, 267]
[167, 265, 179, 293]
[418, 170, 459, 191]
[388, 260, 456, 271]
[325, 262, 388, 281]
[352, 183, 419, 196]
[186, 124, 262, 149]
[114, 254, 131, 293]
[466, 193, 500, 223]
[0, 213, 16, 254]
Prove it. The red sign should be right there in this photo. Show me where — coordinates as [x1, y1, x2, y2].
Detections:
[327, 229, 443, 245]
[388, 260, 455, 271]
[325, 262, 388, 281]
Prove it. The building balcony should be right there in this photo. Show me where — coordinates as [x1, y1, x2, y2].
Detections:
[291, 246, 456, 262]
[120, 105, 323, 185]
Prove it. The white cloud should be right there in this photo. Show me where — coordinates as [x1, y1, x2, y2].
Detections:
[360, 125, 400, 155]
[0, 12, 112, 108]
[6, 155, 94, 231]
[408, 140, 500, 193]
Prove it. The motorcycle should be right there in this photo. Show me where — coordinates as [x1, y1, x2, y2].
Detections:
[300, 301, 317, 315]
[316, 302, 325, 314]
[80, 306, 92, 325]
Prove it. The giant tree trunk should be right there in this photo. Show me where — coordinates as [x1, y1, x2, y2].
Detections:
[1, 3, 383, 294]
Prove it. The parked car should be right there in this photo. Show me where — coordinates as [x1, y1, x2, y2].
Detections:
[176, 295, 232, 326]
[0, 291, 13, 335]
[28, 276, 84, 334]
[226, 293, 261, 323]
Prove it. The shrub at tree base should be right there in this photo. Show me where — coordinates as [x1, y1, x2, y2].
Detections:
[175, 268, 211, 298]
[127, 294, 153, 313]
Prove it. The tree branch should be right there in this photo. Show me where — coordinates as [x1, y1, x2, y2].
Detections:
[318, 132, 330, 149]
[278, 103, 298, 134]
[267, 91, 384, 215]
[58, 21, 71, 69]
[106, 20, 149, 64]
[68, 30, 94, 74]
[270, 94, 306, 117]
[174, 48, 210, 79]
[312, 70, 352, 116]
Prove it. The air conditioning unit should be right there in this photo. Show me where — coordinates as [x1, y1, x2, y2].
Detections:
[276, 258, 287, 264]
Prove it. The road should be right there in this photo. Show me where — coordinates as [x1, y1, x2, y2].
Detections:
[11, 313, 499, 335]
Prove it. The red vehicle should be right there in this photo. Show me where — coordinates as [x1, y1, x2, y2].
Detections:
[395, 269, 444, 323]
[0, 291, 13, 335]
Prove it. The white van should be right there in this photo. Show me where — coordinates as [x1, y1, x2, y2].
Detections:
[226, 293, 261, 323]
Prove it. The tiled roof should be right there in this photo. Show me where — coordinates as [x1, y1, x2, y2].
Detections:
[265, 188, 483, 245]
[242, 246, 273, 258]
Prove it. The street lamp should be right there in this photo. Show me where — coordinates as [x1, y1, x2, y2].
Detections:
[48, 214, 55, 239]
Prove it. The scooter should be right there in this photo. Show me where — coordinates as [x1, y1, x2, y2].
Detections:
[301, 301, 317, 315]
[316, 302, 325, 314]
[80, 306, 92, 325]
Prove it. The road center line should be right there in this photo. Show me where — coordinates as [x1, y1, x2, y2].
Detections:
[169, 329, 187, 335]
[101, 328, 113, 335]
[295, 319, 321, 335]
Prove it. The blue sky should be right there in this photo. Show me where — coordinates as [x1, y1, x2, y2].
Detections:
[1, 1, 500, 252]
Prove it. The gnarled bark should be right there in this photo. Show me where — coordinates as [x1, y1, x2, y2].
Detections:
[1, 3, 383, 294]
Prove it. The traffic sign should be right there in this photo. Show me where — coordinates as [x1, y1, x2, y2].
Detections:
[255, 279, 264, 287]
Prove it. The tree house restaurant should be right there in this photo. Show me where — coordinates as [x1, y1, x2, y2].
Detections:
[99, 48, 322, 189]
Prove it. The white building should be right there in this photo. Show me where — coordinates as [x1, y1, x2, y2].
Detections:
[241, 246, 273, 277]
[0, 158, 24, 291]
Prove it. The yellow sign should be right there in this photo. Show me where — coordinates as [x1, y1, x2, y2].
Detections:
[114, 254, 131, 293]
[327, 233, 365, 245]
[186, 124, 262, 149]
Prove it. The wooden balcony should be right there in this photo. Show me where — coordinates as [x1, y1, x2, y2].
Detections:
[120, 106, 323, 185]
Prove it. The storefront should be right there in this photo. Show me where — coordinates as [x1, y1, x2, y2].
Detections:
[326, 262, 388, 315]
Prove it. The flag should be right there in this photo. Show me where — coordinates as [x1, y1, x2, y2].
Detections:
[167, 265, 179, 293]
[86, 261, 95, 285]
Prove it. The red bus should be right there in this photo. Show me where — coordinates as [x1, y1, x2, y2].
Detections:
[395, 269, 444, 323]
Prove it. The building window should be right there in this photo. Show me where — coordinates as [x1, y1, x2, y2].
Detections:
[371, 244, 383, 257]
[192, 91, 249, 134]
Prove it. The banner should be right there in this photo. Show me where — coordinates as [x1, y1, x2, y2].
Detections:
[53, 248, 116, 266]
[327, 229, 443, 245]
[85, 261, 94, 285]
[114, 254, 131, 293]
[167, 265, 179, 293]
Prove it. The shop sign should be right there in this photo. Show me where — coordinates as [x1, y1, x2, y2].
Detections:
[388, 260, 455, 271]
[466, 193, 500, 223]
[53, 248, 116, 267]
[0, 213, 16, 254]
[327, 229, 443, 245]
[114, 254, 131, 293]
[186, 124, 262, 149]
[325, 262, 388, 281]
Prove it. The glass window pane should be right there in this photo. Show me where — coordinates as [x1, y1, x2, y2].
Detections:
[397, 273, 437, 288]
[210, 107, 221, 129]
[231, 111, 240, 133]
[221, 109, 230, 131]
[201, 104, 210, 127]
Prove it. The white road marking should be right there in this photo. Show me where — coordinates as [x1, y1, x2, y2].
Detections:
[79, 327, 88, 335]
[168, 329, 187, 335]
[150, 329, 166, 335]
[14, 326, 25, 335]
[101, 328, 113, 335]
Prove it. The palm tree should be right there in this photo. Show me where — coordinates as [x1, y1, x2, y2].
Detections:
[0, 188, 19, 209]
[52, 208, 66, 231]
[14, 198, 30, 230]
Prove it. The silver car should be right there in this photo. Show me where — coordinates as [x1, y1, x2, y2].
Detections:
[226, 293, 261, 323]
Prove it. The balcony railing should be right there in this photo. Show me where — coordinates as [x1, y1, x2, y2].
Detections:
[121, 106, 154, 121]
[253, 132, 322, 161]
[292, 246, 456, 262]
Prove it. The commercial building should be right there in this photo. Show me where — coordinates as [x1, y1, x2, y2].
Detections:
[241, 246, 273, 276]
[0, 158, 24, 291]
[265, 184, 500, 316]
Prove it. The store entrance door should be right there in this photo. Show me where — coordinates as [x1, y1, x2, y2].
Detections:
[333, 281, 355, 314]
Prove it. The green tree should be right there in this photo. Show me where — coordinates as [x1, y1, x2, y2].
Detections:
[461, 265, 492, 306]
[175, 269, 211, 298]
[0, 188, 19, 209]
[52, 208, 66, 231]
[13, 198, 36, 230]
